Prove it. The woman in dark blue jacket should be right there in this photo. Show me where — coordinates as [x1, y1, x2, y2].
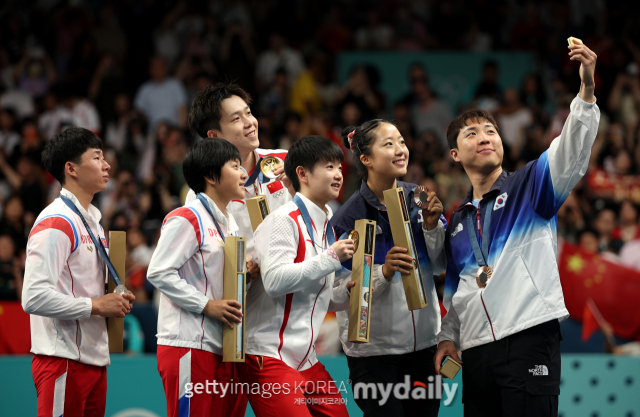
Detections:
[332, 119, 447, 416]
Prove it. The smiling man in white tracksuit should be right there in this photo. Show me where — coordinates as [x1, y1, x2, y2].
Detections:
[434, 42, 599, 416]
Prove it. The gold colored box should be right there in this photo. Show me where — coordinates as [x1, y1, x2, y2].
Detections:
[107, 231, 125, 353]
[246, 195, 270, 232]
[348, 219, 377, 343]
[440, 356, 462, 380]
[383, 187, 428, 310]
[223, 236, 247, 362]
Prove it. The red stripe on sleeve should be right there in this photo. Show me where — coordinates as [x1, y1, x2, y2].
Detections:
[29, 217, 75, 252]
[163, 207, 202, 245]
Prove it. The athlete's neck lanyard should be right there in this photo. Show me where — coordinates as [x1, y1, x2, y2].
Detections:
[292, 194, 335, 250]
[60, 195, 122, 286]
[465, 198, 495, 267]
[196, 194, 226, 242]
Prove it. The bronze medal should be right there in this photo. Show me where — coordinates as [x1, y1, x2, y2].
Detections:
[413, 186, 430, 209]
[476, 265, 493, 288]
[260, 156, 283, 179]
[348, 230, 359, 252]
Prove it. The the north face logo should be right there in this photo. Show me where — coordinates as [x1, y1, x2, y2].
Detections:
[529, 365, 549, 376]
[494, 192, 508, 210]
[451, 223, 464, 238]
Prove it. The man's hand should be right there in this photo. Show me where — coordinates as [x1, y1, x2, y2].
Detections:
[569, 42, 597, 103]
[382, 246, 415, 280]
[203, 299, 243, 329]
[91, 293, 130, 318]
[434, 340, 463, 375]
[421, 190, 443, 231]
[330, 239, 355, 262]
[274, 164, 295, 197]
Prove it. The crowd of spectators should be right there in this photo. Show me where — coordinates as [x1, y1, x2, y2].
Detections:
[1, 0, 640, 351]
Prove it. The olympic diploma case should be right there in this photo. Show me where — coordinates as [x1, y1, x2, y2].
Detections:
[107, 231, 125, 353]
[348, 219, 376, 343]
[383, 187, 429, 310]
[246, 195, 270, 232]
[223, 236, 247, 362]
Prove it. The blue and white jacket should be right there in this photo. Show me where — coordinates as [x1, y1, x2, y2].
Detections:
[333, 181, 446, 357]
[437, 95, 600, 351]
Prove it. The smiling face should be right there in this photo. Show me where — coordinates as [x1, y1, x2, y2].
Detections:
[212, 159, 247, 201]
[210, 95, 259, 155]
[69, 148, 110, 194]
[450, 119, 504, 175]
[300, 159, 344, 206]
[362, 122, 409, 180]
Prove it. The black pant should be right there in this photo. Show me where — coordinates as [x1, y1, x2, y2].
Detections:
[346, 346, 441, 417]
[462, 320, 562, 417]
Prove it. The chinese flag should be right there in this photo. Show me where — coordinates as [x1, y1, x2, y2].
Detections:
[581, 300, 601, 342]
[560, 243, 640, 341]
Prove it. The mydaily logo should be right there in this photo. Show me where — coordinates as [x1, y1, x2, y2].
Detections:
[353, 375, 458, 406]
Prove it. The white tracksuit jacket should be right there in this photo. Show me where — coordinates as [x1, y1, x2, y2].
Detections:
[147, 193, 239, 355]
[437, 95, 600, 351]
[23, 188, 110, 367]
[246, 194, 346, 371]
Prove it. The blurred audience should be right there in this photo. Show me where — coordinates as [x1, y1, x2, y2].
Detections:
[0, 0, 639, 352]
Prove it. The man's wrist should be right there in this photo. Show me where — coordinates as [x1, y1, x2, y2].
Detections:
[579, 83, 596, 103]
[90, 299, 101, 316]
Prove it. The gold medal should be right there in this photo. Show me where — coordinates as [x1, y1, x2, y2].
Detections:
[413, 186, 430, 209]
[348, 230, 359, 252]
[260, 156, 284, 179]
[476, 265, 493, 288]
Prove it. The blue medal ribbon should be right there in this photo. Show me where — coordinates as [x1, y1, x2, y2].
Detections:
[60, 195, 122, 286]
[196, 194, 226, 242]
[244, 157, 273, 187]
[465, 198, 495, 267]
[292, 194, 336, 249]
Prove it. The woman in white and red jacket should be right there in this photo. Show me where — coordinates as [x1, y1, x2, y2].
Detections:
[148, 138, 248, 417]
[240, 136, 355, 417]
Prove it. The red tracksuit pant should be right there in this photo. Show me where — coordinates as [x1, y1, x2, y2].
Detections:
[157, 345, 248, 417]
[32, 354, 107, 417]
[236, 354, 348, 417]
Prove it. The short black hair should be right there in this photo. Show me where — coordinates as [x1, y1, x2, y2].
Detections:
[182, 138, 241, 194]
[446, 109, 500, 150]
[42, 127, 103, 185]
[188, 82, 253, 138]
[285, 135, 344, 192]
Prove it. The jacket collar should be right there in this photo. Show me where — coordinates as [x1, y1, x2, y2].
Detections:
[198, 193, 239, 234]
[296, 193, 333, 226]
[454, 169, 508, 213]
[359, 180, 415, 211]
[60, 188, 102, 224]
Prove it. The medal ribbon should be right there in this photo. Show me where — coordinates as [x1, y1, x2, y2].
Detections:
[196, 194, 227, 242]
[60, 195, 122, 286]
[245, 157, 273, 187]
[292, 194, 336, 250]
[465, 198, 495, 267]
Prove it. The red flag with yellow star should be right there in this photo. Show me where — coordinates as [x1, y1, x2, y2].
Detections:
[560, 243, 640, 341]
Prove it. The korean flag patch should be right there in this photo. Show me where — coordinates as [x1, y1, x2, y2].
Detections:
[493, 192, 508, 211]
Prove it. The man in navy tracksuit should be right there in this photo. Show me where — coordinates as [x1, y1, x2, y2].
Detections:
[434, 42, 599, 416]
